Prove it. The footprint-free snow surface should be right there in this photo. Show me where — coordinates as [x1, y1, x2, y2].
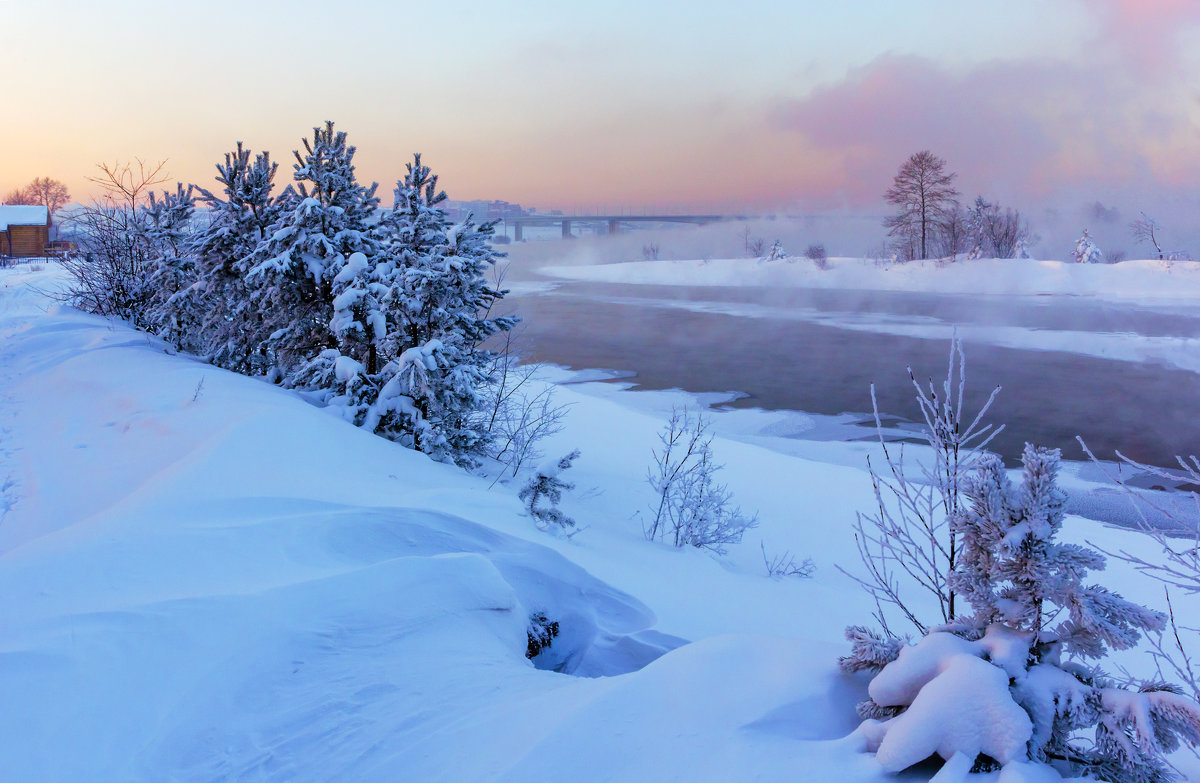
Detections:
[0, 266, 885, 781]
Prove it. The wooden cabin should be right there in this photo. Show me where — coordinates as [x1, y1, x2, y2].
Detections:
[0, 205, 51, 257]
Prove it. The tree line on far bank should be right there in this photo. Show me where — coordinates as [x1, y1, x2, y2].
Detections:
[880, 150, 1185, 264]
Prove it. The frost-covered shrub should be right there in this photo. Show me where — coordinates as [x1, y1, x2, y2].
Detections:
[646, 409, 757, 554]
[844, 444, 1200, 781]
[480, 335, 571, 478]
[841, 337, 1002, 635]
[526, 611, 560, 659]
[519, 450, 580, 530]
[804, 243, 828, 269]
[60, 160, 171, 328]
[1076, 438, 1200, 707]
[760, 542, 815, 579]
[1072, 229, 1104, 264]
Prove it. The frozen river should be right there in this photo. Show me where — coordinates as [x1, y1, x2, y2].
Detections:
[500, 259, 1200, 472]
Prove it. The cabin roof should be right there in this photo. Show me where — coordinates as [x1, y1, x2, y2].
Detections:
[0, 205, 49, 230]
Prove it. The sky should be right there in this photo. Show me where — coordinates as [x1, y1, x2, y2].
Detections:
[3, 0, 1199, 247]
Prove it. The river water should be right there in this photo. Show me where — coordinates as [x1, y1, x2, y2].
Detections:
[498, 253, 1200, 473]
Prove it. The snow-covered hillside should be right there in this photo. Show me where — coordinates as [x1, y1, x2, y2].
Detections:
[0, 263, 1195, 781]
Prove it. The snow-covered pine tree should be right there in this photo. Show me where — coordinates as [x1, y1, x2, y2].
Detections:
[519, 450, 580, 529]
[762, 239, 787, 262]
[950, 445, 1164, 658]
[187, 143, 288, 373]
[843, 444, 1200, 781]
[362, 154, 517, 465]
[138, 183, 198, 346]
[1072, 229, 1104, 264]
[965, 196, 990, 260]
[242, 122, 379, 380]
[292, 247, 391, 425]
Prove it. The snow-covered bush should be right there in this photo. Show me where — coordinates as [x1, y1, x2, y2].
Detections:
[480, 342, 571, 479]
[804, 243, 828, 269]
[60, 159, 170, 327]
[845, 444, 1200, 781]
[1072, 229, 1104, 264]
[519, 450, 580, 530]
[761, 541, 815, 578]
[964, 196, 1034, 259]
[646, 409, 757, 554]
[138, 184, 199, 348]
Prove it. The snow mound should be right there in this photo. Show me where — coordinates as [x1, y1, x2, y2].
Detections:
[873, 654, 1033, 770]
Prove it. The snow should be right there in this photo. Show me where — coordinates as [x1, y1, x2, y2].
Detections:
[1, 261, 1198, 780]
[874, 655, 1033, 770]
[869, 632, 983, 707]
[996, 761, 1067, 783]
[0, 264, 881, 780]
[331, 286, 363, 311]
[542, 255, 1200, 305]
[978, 624, 1033, 680]
[0, 204, 48, 230]
[333, 251, 369, 283]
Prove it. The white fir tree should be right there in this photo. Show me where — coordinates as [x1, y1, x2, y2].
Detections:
[519, 450, 580, 530]
[362, 154, 516, 465]
[187, 143, 288, 373]
[242, 121, 379, 379]
[843, 444, 1200, 781]
[762, 239, 787, 262]
[1072, 229, 1104, 264]
[139, 183, 198, 345]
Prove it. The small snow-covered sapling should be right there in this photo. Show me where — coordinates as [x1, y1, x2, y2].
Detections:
[519, 450, 580, 529]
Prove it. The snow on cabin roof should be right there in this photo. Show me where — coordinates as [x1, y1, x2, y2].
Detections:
[0, 205, 49, 230]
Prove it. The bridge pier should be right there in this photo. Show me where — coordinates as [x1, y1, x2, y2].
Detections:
[513, 222, 523, 242]
[562, 220, 572, 239]
[607, 219, 619, 235]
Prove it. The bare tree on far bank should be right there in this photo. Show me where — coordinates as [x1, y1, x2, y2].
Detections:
[883, 150, 959, 261]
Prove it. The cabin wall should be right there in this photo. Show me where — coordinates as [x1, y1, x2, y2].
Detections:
[6, 224, 49, 257]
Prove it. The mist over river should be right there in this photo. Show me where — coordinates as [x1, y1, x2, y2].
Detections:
[499, 234, 1200, 472]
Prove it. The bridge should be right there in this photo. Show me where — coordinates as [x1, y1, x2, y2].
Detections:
[505, 213, 749, 241]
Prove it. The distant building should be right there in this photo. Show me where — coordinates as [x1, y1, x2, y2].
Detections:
[0, 205, 50, 257]
[443, 199, 530, 223]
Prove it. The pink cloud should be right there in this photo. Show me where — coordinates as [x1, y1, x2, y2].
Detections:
[1086, 0, 1200, 72]
[767, 54, 1193, 209]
